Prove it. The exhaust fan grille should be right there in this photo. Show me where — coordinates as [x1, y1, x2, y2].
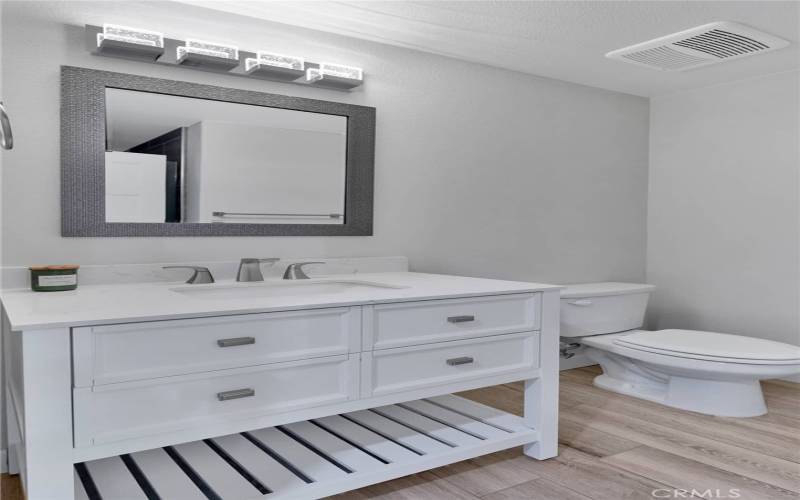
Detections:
[621, 46, 708, 71]
[607, 22, 790, 71]
[674, 29, 770, 58]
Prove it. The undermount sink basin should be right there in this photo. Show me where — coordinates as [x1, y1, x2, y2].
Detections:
[170, 279, 405, 300]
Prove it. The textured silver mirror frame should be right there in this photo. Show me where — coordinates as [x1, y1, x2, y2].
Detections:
[61, 66, 375, 237]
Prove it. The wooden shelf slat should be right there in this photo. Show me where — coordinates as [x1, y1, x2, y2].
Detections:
[313, 414, 420, 464]
[84, 456, 147, 500]
[211, 434, 307, 494]
[129, 447, 207, 500]
[172, 441, 262, 499]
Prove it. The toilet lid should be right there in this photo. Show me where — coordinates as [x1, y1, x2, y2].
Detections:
[614, 330, 800, 364]
[561, 282, 655, 299]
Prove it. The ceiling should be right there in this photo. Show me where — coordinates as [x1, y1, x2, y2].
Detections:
[177, 0, 800, 97]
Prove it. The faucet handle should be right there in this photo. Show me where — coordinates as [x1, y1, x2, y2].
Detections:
[163, 266, 215, 284]
[283, 262, 324, 280]
[240, 258, 280, 265]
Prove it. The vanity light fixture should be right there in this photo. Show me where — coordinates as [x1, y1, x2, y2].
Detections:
[320, 63, 363, 81]
[306, 63, 364, 90]
[245, 51, 306, 81]
[87, 24, 364, 90]
[249, 51, 304, 71]
[96, 24, 165, 60]
[177, 39, 240, 70]
[98, 23, 164, 47]
[305, 67, 324, 83]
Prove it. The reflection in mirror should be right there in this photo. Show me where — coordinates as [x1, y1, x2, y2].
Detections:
[104, 88, 347, 224]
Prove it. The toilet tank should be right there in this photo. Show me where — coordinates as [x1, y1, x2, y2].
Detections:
[560, 282, 655, 338]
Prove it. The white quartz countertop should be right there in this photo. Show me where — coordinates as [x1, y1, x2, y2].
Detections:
[0, 272, 561, 330]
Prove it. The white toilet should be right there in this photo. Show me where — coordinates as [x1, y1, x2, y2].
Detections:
[561, 282, 800, 417]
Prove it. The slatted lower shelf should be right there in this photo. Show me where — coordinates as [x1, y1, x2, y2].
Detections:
[74, 394, 538, 500]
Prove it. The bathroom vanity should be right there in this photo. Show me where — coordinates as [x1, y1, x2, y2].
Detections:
[1, 271, 560, 499]
[28, 65, 565, 498]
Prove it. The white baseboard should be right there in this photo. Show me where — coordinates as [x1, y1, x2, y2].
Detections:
[779, 374, 800, 383]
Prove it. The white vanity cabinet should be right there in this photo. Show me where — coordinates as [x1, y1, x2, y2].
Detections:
[74, 354, 360, 447]
[72, 307, 362, 386]
[362, 331, 540, 397]
[362, 294, 540, 349]
[2, 276, 560, 500]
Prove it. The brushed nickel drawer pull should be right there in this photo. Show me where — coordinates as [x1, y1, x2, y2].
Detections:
[217, 388, 255, 401]
[567, 299, 593, 306]
[446, 356, 474, 366]
[447, 315, 475, 323]
[217, 337, 256, 348]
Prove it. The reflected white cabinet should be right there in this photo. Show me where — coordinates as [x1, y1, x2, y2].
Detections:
[104, 151, 166, 223]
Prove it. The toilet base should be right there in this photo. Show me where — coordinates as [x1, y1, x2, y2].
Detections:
[586, 347, 768, 417]
[592, 373, 767, 417]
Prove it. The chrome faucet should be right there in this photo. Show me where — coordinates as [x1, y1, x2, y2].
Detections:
[236, 258, 280, 282]
[162, 266, 215, 284]
[283, 262, 324, 280]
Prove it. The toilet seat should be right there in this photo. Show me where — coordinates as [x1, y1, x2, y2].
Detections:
[614, 329, 800, 365]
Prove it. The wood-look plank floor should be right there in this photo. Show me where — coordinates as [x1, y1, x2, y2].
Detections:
[2, 366, 797, 500]
[335, 366, 800, 500]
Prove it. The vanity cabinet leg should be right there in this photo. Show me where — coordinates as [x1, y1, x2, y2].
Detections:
[4, 387, 20, 475]
[20, 328, 74, 499]
[524, 289, 559, 460]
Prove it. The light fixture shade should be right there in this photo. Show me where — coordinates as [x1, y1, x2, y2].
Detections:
[177, 39, 239, 60]
[247, 51, 305, 71]
[305, 67, 323, 83]
[98, 24, 164, 48]
[319, 63, 363, 81]
[305, 64, 363, 89]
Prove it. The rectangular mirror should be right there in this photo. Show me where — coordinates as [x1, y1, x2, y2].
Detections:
[105, 89, 347, 225]
[62, 66, 374, 236]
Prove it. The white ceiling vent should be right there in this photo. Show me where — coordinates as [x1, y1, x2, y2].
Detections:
[606, 22, 790, 71]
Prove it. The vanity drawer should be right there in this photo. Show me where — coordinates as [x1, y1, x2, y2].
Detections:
[74, 354, 358, 446]
[73, 307, 361, 387]
[363, 293, 539, 350]
[361, 331, 539, 397]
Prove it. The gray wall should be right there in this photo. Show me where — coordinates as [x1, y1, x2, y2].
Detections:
[647, 70, 800, 348]
[0, 1, 649, 285]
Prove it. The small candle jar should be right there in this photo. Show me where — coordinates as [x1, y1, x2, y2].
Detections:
[29, 265, 79, 292]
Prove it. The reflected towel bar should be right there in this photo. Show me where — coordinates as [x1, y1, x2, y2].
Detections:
[212, 211, 342, 219]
